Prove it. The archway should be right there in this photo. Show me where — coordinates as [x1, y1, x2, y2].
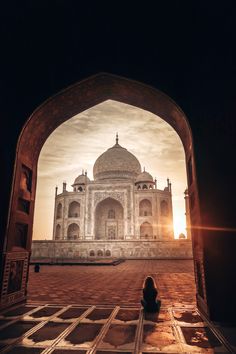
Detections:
[67, 223, 80, 240]
[140, 222, 153, 239]
[68, 201, 80, 218]
[139, 199, 152, 216]
[160, 200, 169, 216]
[95, 198, 124, 240]
[56, 203, 62, 219]
[1, 73, 202, 315]
[55, 224, 61, 240]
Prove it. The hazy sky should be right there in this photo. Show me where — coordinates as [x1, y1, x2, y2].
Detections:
[33, 100, 187, 240]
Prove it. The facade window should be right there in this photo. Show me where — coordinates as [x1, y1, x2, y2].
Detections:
[56, 203, 62, 219]
[97, 250, 103, 257]
[143, 184, 148, 189]
[68, 201, 80, 218]
[105, 250, 111, 257]
[89, 250, 95, 257]
[140, 221, 153, 239]
[55, 224, 61, 239]
[139, 199, 152, 216]
[108, 209, 115, 219]
[67, 223, 80, 240]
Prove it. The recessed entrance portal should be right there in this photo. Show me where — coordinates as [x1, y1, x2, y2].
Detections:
[1, 73, 204, 318]
[95, 198, 124, 240]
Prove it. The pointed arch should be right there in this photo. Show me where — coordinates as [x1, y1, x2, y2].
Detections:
[3, 73, 201, 314]
[95, 197, 124, 240]
[68, 201, 80, 217]
[67, 223, 80, 240]
[140, 221, 153, 239]
[56, 203, 62, 219]
[139, 199, 152, 216]
[105, 250, 111, 257]
[55, 224, 61, 240]
[161, 200, 169, 216]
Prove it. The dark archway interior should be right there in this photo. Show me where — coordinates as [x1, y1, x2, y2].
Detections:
[0, 74, 201, 310]
[0, 72, 236, 324]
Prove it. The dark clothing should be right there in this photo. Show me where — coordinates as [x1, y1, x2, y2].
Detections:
[34, 264, 40, 273]
[141, 288, 161, 313]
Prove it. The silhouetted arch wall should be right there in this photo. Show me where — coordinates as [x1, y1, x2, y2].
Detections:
[2, 73, 203, 313]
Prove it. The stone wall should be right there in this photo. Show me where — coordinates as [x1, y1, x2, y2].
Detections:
[31, 240, 193, 261]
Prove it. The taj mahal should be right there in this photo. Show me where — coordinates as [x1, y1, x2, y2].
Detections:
[31, 135, 192, 260]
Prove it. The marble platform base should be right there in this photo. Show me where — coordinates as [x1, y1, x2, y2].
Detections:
[31, 240, 193, 261]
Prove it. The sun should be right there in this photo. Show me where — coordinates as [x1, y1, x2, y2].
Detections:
[173, 214, 187, 239]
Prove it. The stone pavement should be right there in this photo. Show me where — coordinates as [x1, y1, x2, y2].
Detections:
[0, 260, 235, 353]
[27, 260, 196, 307]
[0, 303, 234, 353]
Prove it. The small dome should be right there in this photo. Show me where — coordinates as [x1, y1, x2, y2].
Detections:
[93, 136, 141, 181]
[135, 170, 153, 183]
[73, 173, 90, 185]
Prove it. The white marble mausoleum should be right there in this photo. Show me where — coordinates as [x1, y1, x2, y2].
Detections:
[32, 135, 192, 260]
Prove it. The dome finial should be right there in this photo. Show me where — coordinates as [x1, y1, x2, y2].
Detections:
[116, 132, 119, 144]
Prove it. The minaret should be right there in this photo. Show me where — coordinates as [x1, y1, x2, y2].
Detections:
[167, 178, 172, 193]
[184, 188, 192, 239]
[53, 185, 58, 240]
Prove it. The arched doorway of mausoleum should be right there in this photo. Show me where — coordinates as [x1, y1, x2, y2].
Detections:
[94, 197, 124, 240]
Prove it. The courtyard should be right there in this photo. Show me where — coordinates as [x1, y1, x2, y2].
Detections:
[27, 260, 196, 307]
[1, 260, 235, 353]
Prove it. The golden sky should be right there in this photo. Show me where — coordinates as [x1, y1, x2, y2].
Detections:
[33, 100, 187, 240]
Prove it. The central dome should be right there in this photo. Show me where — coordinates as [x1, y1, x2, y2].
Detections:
[93, 136, 141, 181]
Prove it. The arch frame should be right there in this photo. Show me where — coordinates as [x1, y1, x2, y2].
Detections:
[1, 72, 202, 313]
[67, 222, 80, 240]
[55, 224, 62, 240]
[94, 197, 124, 240]
[139, 198, 152, 217]
[68, 201, 80, 218]
[140, 221, 153, 239]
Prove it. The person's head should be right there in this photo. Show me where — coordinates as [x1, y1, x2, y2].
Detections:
[144, 276, 157, 289]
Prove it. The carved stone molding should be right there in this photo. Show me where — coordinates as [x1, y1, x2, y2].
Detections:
[94, 191, 125, 207]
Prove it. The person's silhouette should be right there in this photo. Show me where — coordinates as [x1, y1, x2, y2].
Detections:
[141, 276, 161, 313]
[34, 263, 40, 273]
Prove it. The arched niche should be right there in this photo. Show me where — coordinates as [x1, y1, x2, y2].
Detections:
[55, 224, 61, 240]
[67, 223, 80, 240]
[139, 199, 152, 216]
[95, 197, 124, 240]
[140, 221, 153, 239]
[2, 73, 202, 314]
[68, 201, 80, 218]
[56, 203, 63, 219]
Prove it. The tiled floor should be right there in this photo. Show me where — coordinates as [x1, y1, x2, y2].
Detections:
[0, 303, 233, 353]
[27, 260, 196, 307]
[1, 260, 235, 353]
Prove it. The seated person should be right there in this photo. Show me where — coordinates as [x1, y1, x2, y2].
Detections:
[141, 276, 161, 313]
